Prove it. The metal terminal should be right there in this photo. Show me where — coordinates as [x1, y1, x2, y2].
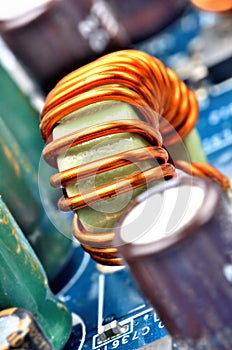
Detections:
[171, 13, 232, 85]
[191, 15, 232, 84]
[0, 308, 55, 350]
[97, 320, 129, 344]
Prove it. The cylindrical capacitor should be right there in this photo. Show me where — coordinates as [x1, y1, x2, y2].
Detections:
[109, 0, 187, 43]
[0, 197, 72, 350]
[0, 308, 54, 350]
[0, 61, 43, 166]
[0, 116, 73, 280]
[0, 0, 128, 93]
[115, 175, 232, 349]
[0, 0, 187, 94]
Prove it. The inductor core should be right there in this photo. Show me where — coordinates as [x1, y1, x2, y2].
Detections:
[40, 50, 229, 265]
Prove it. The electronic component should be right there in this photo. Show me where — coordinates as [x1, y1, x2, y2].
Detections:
[0, 44, 74, 280]
[115, 175, 232, 349]
[166, 2, 232, 86]
[189, 14, 232, 84]
[108, 0, 188, 43]
[98, 320, 128, 343]
[0, 0, 188, 94]
[0, 41, 43, 165]
[0, 196, 72, 349]
[0, 308, 54, 350]
[0, 115, 73, 280]
[40, 49, 228, 266]
[0, 0, 128, 93]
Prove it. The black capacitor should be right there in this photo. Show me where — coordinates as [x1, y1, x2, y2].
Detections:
[0, 308, 54, 350]
[114, 175, 232, 349]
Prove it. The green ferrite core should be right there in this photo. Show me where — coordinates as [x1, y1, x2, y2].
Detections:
[54, 101, 160, 233]
[167, 128, 207, 164]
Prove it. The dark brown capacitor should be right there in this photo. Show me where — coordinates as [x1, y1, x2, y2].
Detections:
[0, 0, 128, 93]
[109, 0, 188, 43]
[0, 0, 187, 94]
[115, 175, 232, 349]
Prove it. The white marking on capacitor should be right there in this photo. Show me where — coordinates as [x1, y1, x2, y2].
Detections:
[223, 263, 232, 283]
[98, 273, 105, 331]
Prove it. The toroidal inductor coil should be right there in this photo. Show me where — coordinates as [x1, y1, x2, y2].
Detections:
[40, 49, 230, 265]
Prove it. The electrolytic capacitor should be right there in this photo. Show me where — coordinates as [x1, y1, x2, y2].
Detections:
[115, 175, 232, 349]
[0, 116, 73, 280]
[0, 0, 128, 93]
[0, 58, 43, 166]
[0, 46, 74, 280]
[0, 308, 54, 350]
[108, 0, 188, 43]
[0, 0, 187, 94]
[0, 197, 72, 350]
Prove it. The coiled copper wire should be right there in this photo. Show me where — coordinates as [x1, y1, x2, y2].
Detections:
[40, 49, 230, 265]
[176, 160, 230, 192]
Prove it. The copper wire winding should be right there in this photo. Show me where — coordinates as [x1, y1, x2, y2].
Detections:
[176, 160, 230, 193]
[40, 49, 229, 265]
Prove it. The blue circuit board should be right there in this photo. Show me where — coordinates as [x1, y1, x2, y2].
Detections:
[61, 249, 167, 350]
[197, 82, 232, 180]
[50, 5, 232, 350]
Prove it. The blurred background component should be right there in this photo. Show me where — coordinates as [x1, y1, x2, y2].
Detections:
[0, 308, 55, 350]
[0, 197, 72, 350]
[191, 0, 232, 12]
[0, 0, 187, 93]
